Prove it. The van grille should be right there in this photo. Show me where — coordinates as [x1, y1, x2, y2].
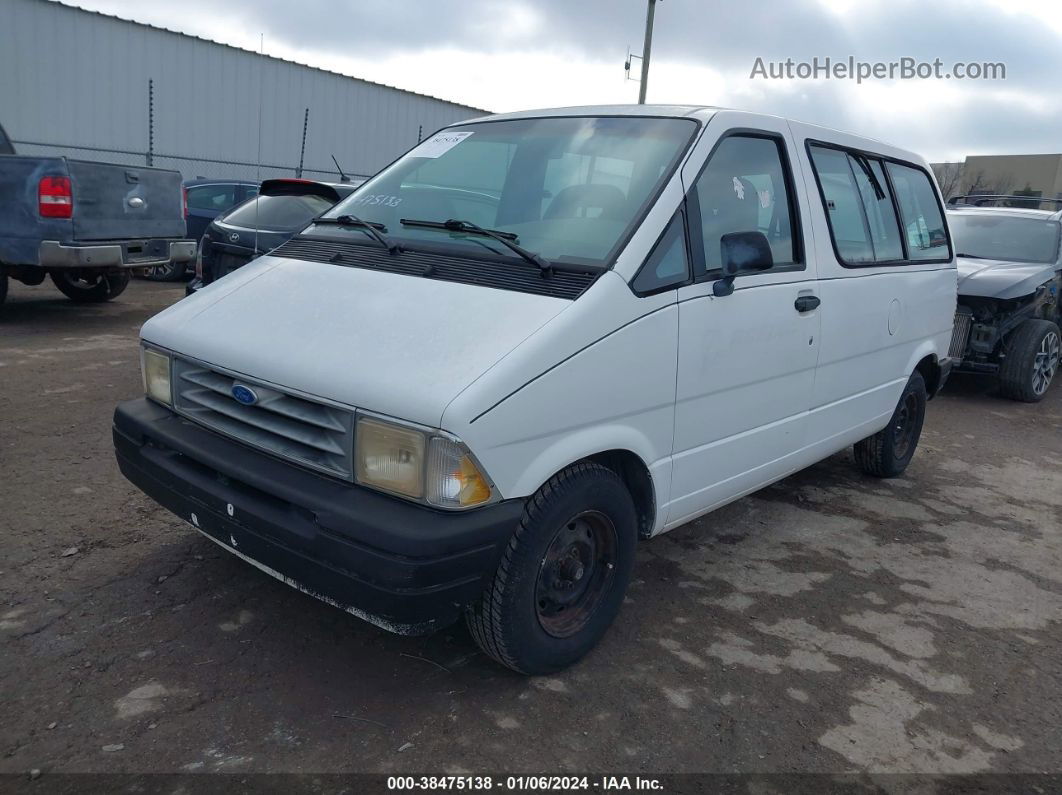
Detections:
[949, 310, 973, 360]
[172, 359, 355, 480]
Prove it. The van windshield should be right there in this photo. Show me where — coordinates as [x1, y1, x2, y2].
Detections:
[319, 116, 698, 266]
[948, 213, 1061, 264]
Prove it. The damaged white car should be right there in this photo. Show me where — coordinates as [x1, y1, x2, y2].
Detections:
[947, 196, 1061, 401]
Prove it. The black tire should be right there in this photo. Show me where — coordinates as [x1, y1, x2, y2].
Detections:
[0, 265, 7, 313]
[142, 261, 187, 282]
[855, 370, 927, 478]
[50, 270, 131, 303]
[998, 319, 1060, 403]
[466, 462, 637, 675]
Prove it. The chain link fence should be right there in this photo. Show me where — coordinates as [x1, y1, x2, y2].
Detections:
[12, 140, 368, 183]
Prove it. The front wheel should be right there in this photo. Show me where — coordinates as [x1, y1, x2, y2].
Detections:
[998, 319, 1060, 403]
[50, 270, 131, 303]
[854, 370, 927, 478]
[466, 462, 637, 675]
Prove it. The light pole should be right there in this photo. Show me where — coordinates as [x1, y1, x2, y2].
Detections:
[638, 0, 658, 104]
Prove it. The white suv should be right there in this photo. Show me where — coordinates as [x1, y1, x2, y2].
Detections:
[114, 106, 957, 674]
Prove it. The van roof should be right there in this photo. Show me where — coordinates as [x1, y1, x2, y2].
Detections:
[456, 105, 926, 166]
[466, 104, 720, 123]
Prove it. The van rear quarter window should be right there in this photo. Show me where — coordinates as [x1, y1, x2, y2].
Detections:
[887, 162, 950, 260]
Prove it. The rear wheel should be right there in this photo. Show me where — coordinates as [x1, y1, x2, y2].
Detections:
[855, 370, 927, 478]
[998, 319, 1060, 402]
[50, 270, 131, 303]
[466, 462, 637, 675]
[142, 261, 187, 282]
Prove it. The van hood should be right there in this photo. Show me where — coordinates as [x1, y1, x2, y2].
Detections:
[956, 255, 1059, 300]
[141, 255, 570, 427]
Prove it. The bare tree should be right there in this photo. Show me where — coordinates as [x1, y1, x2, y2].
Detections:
[963, 169, 1014, 197]
[932, 162, 965, 201]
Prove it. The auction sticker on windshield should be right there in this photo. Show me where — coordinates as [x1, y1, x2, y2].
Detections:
[411, 130, 474, 158]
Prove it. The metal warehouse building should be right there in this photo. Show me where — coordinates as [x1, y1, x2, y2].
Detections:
[0, 0, 486, 181]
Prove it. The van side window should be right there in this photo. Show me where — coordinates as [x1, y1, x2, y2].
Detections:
[692, 135, 799, 274]
[809, 146, 876, 263]
[886, 162, 950, 260]
[809, 144, 950, 265]
[853, 158, 904, 261]
[632, 212, 690, 294]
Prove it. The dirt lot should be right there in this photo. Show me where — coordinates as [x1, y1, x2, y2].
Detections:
[1, 278, 1061, 781]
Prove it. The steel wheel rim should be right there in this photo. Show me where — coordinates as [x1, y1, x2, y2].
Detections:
[1032, 331, 1060, 396]
[534, 510, 618, 639]
[892, 391, 920, 460]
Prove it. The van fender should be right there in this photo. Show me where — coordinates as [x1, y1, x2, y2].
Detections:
[506, 423, 662, 507]
[902, 340, 941, 393]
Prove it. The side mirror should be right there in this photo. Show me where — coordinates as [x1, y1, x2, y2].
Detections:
[714, 231, 774, 297]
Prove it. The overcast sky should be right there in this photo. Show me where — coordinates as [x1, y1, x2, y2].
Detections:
[75, 0, 1062, 162]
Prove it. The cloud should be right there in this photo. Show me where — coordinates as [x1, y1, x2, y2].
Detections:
[72, 0, 1062, 161]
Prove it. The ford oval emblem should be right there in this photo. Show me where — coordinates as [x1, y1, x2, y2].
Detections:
[231, 384, 258, 405]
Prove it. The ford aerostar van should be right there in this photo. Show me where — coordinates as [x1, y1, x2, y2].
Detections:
[114, 106, 956, 674]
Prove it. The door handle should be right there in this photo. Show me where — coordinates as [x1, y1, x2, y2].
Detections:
[795, 295, 820, 313]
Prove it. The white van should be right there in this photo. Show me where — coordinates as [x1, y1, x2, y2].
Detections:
[114, 106, 956, 674]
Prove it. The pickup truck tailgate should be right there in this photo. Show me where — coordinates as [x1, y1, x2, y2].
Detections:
[68, 160, 185, 241]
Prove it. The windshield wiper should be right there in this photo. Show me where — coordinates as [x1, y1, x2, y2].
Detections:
[313, 214, 401, 255]
[400, 218, 553, 274]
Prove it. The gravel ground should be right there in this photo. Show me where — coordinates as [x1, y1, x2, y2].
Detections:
[1, 277, 1060, 781]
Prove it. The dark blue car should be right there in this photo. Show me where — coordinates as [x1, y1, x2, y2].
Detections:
[144, 179, 259, 281]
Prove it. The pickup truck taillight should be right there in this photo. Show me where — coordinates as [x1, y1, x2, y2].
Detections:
[39, 176, 73, 218]
[182, 186, 188, 218]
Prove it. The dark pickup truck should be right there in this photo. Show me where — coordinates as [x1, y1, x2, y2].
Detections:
[0, 122, 195, 312]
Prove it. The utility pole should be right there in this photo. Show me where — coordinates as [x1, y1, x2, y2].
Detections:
[638, 0, 658, 104]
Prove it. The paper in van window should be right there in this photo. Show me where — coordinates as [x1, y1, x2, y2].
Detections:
[410, 131, 474, 158]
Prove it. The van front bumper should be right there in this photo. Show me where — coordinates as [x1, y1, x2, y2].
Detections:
[113, 398, 524, 635]
[40, 239, 196, 269]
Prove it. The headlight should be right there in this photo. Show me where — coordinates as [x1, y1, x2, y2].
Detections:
[141, 347, 172, 406]
[355, 417, 426, 499]
[354, 415, 494, 509]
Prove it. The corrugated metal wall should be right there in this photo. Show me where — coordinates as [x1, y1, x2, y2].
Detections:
[0, 0, 486, 180]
